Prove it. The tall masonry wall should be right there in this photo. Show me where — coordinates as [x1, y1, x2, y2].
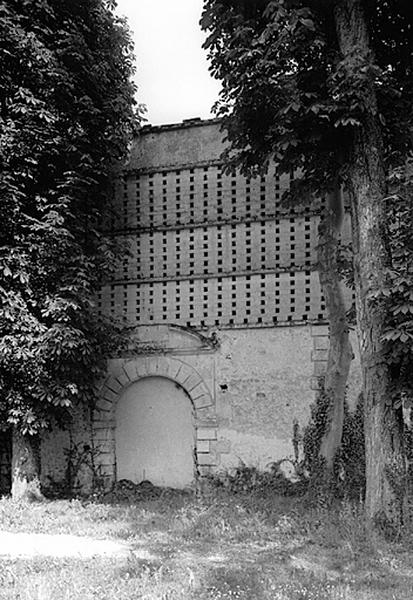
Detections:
[40, 118, 361, 492]
[97, 118, 354, 328]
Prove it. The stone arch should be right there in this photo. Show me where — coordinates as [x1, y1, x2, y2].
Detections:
[96, 355, 213, 416]
[92, 356, 217, 488]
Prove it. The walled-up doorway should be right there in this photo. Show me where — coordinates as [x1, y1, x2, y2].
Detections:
[115, 377, 195, 489]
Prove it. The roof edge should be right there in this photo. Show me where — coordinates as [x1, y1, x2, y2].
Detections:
[136, 117, 222, 136]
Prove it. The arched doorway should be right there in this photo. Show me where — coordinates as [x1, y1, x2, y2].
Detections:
[115, 376, 195, 488]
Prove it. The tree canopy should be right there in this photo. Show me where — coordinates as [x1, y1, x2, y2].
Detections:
[201, 0, 413, 525]
[201, 0, 412, 192]
[0, 0, 142, 437]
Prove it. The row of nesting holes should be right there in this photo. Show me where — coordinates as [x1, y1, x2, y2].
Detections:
[98, 273, 327, 325]
[112, 167, 296, 228]
[119, 218, 314, 279]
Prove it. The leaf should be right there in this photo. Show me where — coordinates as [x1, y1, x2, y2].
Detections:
[1, 0, 138, 435]
[300, 18, 315, 31]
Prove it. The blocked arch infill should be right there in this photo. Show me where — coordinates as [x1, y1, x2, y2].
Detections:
[96, 356, 213, 421]
[93, 356, 216, 487]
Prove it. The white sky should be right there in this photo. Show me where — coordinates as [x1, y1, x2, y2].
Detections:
[115, 0, 221, 126]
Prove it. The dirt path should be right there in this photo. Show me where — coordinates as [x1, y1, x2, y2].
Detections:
[0, 531, 149, 559]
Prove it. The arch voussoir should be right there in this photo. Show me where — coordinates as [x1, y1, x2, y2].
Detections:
[98, 356, 214, 420]
[123, 361, 138, 381]
[154, 356, 171, 377]
[93, 356, 216, 488]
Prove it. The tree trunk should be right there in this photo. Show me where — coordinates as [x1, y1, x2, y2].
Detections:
[11, 430, 43, 502]
[318, 189, 353, 471]
[334, 0, 405, 528]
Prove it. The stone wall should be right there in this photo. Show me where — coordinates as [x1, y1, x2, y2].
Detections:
[38, 321, 362, 492]
[36, 118, 362, 493]
[97, 119, 354, 330]
[90, 325, 317, 487]
[40, 402, 95, 495]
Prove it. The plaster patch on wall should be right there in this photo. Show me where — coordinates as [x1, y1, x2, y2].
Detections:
[310, 325, 362, 410]
[41, 429, 69, 487]
[215, 326, 314, 445]
[116, 377, 195, 488]
[218, 428, 293, 472]
[40, 402, 92, 492]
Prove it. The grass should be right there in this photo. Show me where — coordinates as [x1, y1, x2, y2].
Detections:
[1, 490, 413, 599]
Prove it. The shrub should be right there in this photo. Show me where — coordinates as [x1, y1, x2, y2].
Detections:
[303, 388, 365, 500]
[207, 460, 307, 496]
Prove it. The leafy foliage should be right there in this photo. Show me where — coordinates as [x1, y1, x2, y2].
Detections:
[201, 0, 412, 192]
[206, 461, 307, 496]
[0, 0, 142, 435]
[378, 164, 413, 406]
[201, 1, 413, 520]
[303, 386, 365, 499]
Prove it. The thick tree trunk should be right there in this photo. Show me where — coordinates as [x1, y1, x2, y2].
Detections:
[334, 0, 405, 527]
[318, 189, 353, 471]
[11, 430, 43, 502]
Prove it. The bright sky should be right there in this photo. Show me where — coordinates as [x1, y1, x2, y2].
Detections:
[115, 0, 221, 126]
